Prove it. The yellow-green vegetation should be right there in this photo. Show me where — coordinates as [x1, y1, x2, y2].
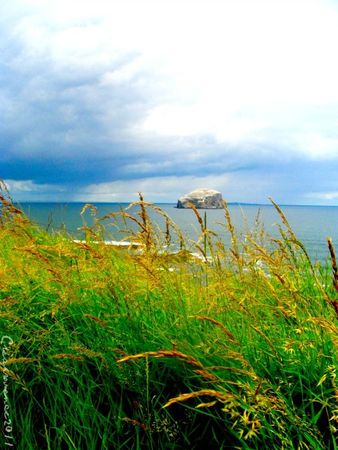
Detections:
[0, 188, 337, 449]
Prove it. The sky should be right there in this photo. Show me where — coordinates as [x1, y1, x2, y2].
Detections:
[1, 0, 338, 204]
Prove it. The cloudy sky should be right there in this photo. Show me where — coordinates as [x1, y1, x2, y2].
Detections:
[1, 0, 338, 204]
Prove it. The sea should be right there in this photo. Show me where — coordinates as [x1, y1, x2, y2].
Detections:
[15, 202, 338, 264]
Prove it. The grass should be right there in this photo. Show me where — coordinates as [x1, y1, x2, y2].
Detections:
[0, 187, 337, 449]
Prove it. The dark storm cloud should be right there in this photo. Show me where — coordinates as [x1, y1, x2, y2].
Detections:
[0, 44, 152, 185]
[0, 3, 167, 185]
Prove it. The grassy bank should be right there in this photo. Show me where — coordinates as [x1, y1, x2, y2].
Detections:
[0, 190, 337, 449]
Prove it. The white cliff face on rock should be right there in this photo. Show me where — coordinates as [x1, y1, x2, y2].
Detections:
[177, 188, 224, 209]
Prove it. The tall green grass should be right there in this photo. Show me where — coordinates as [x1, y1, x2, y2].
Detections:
[0, 189, 337, 449]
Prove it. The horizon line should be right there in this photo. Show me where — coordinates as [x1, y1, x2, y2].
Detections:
[13, 200, 338, 208]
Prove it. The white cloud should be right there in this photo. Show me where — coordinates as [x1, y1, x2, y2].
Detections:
[139, 104, 269, 144]
[6, 179, 44, 192]
[295, 133, 338, 159]
[5, 179, 65, 194]
[305, 191, 338, 201]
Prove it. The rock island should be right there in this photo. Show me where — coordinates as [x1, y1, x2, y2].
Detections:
[177, 188, 224, 209]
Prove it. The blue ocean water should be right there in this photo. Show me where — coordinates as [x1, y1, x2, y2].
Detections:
[17, 202, 338, 263]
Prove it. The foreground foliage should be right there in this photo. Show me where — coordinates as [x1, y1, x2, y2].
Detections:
[0, 189, 337, 449]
